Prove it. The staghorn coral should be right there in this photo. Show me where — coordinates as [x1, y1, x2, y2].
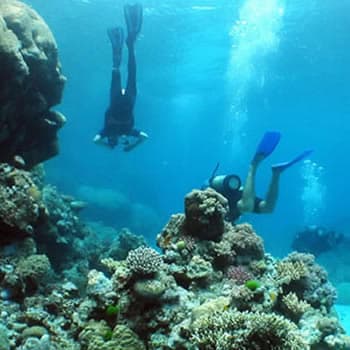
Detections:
[184, 188, 228, 240]
[281, 292, 311, 321]
[277, 252, 337, 310]
[126, 247, 164, 277]
[276, 259, 308, 286]
[190, 309, 307, 349]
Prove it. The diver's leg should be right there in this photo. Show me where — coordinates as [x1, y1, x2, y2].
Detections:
[107, 27, 124, 105]
[237, 157, 262, 213]
[125, 41, 137, 104]
[124, 4, 142, 103]
[107, 27, 124, 68]
[110, 68, 122, 106]
[258, 168, 282, 213]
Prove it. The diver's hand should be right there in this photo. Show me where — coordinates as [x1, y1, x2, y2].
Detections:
[123, 132, 148, 152]
[93, 134, 102, 143]
[93, 134, 111, 148]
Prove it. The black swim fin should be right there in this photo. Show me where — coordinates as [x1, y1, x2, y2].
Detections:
[124, 3, 143, 44]
[107, 26, 124, 67]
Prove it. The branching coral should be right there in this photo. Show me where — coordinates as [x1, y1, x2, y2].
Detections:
[191, 309, 307, 349]
[126, 247, 164, 276]
[276, 260, 308, 286]
[281, 292, 311, 321]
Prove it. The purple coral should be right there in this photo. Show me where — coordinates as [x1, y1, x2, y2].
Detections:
[227, 266, 252, 285]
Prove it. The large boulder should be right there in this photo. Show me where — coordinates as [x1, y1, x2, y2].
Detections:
[0, 0, 66, 168]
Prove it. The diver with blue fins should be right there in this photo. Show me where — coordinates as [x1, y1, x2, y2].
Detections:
[94, 3, 148, 151]
[206, 131, 313, 222]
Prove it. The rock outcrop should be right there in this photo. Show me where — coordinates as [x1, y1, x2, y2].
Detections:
[0, 0, 66, 168]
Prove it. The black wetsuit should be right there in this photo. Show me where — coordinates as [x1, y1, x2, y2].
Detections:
[100, 43, 140, 147]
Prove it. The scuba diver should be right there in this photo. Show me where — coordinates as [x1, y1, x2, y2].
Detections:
[206, 131, 313, 223]
[292, 225, 345, 257]
[93, 3, 148, 151]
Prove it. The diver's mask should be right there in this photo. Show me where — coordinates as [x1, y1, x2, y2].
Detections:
[210, 174, 242, 193]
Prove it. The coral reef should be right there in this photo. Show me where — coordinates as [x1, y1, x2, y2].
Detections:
[0, 163, 46, 243]
[184, 188, 228, 240]
[0, 0, 66, 168]
[0, 187, 349, 350]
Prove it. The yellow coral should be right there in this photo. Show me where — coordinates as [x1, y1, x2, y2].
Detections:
[276, 260, 308, 285]
[282, 292, 311, 318]
[27, 185, 41, 201]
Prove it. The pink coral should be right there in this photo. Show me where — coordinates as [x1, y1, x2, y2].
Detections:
[230, 224, 265, 263]
[227, 266, 252, 285]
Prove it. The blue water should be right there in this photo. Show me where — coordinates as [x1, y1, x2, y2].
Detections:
[23, 0, 350, 255]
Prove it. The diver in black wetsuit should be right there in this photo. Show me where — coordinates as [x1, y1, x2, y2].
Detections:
[94, 3, 148, 151]
[292, 226, 345, 257]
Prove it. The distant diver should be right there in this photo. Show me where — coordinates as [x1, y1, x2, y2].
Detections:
[94, 3, 148, 151]
[204, 131, 313, 223]
[292, 225, 345, 257]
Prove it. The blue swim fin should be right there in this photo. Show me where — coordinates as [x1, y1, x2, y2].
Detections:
[254, 131, 281, 161]
[272, 149, 314, 172]
[124, 3, 143, 44]
[107, 27, 124, 67]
